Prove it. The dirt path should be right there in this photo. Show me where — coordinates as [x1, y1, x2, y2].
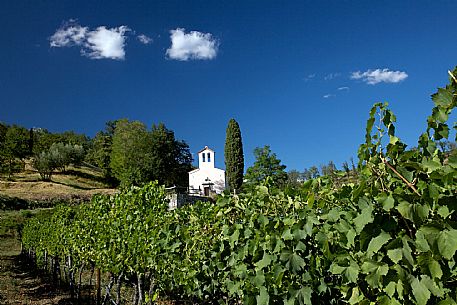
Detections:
[0, 238, 73, 305]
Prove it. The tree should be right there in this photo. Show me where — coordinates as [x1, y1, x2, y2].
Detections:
[245, 145, 287, 187]
[0, 125, 30, 178]
[224, 119, 244, 193]
[320, 161, 337, 177]
[309, 166, 320, 178]
[149, 123, 192, 188]
[31, 142, 84, 180]
[86, 121, 118, 184]
[342, 161, 350, 173]
[286, 170, 302, 187]
[32, 151, 55, 181]
[31, 129, 61, 154]
[302, 168, 312, 180]
[110, 120, 192, 188]
[110, 119, 152, 187]
[48, 143, 71, 172]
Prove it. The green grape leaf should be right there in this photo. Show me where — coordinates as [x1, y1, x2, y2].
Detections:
[293, 228, 308, 240]
[384, 281, 396, 298]
[345, 262, 360, 283]
[387, 248, 402, 264]
[361, 261, 389, 288]
[282, 228, 294, 241]
[252, 270, 265, 287]
[437, 229, 457, 260]
[437, 206, 451, 219]
[396, 200, 413, 222]
[354, 205, 374, 233]
[367, 231, 391, 258]
[379, 194, 395, 211]
[298, 286, 312, 305]
[330, 263, 345, 274]
[437, 296, 457, 305]
[255, 253, 273, 270]
[410, 276, 431, 305]
[422, 159, 442, 173]
[347, 228, 356, 248]
[415, 231, 431, 252]
[421, 275, 444, 297]
[256, 286, 269, 305]
[290, 253, 306, 273]
[348, 287, 364, 305]
[432, 87, 453, 108]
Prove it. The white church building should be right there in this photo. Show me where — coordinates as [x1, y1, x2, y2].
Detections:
[189, 146, 226, 196]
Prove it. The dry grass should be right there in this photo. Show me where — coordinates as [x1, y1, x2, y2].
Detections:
[0, 164, 116, 202]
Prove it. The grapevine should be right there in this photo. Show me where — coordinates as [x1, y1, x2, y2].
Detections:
[22, 68, 457, 304]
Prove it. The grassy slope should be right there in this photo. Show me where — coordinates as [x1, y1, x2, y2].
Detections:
[0, 163, 116, 203]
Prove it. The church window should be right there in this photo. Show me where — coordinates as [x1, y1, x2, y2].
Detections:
[207, 153, 211, 162]
[202, 153, 206, 162]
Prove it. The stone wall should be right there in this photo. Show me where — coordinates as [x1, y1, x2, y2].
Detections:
[166, 193, 212, 210]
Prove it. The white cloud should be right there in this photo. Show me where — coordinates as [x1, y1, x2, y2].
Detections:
[351, 69, 408, 85]
[50, 22, 88, 47]
[83, 26, 130, 59]
[166, 28, 218, 61]
[137, 34, 152, 44]
[338, 86, 350, 91]
[323, 94, 336, 99]
[50, 21, 130, 60]
[324, 73, 341, 81]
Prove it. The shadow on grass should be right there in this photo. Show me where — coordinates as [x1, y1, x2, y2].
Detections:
[49, 179, 94, 190]
[54, 169, 108, 185]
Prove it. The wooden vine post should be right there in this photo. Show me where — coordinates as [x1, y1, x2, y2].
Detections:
[95, 267, 101, 305]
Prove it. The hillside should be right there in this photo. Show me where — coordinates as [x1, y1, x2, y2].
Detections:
[0, 162, 116, 209]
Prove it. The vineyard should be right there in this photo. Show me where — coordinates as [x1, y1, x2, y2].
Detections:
[21, 69, 457, 305]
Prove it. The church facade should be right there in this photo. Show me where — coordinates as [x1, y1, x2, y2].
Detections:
[188, 146, 226, 196]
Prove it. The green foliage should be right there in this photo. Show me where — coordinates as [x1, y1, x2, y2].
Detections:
[0, 125, 29, 177]
[85, 121, 117, 183]
[48, 143, 71, 172]
[225, 118, 245, 193]
[245, 145, 287, 188]
[32, 151, 55, 180]
[32, 142, 85, 180]
[110, 119, 153, 187]
[150, 123, 192, 187]
[31, 128, 90, 154]
[110, 120, 192, 188]
[21, 68, 457, 304]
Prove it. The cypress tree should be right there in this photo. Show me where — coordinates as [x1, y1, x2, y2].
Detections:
[224, 119, 244, 193]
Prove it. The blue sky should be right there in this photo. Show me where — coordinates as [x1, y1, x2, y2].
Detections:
[1, 1, 457, 171]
